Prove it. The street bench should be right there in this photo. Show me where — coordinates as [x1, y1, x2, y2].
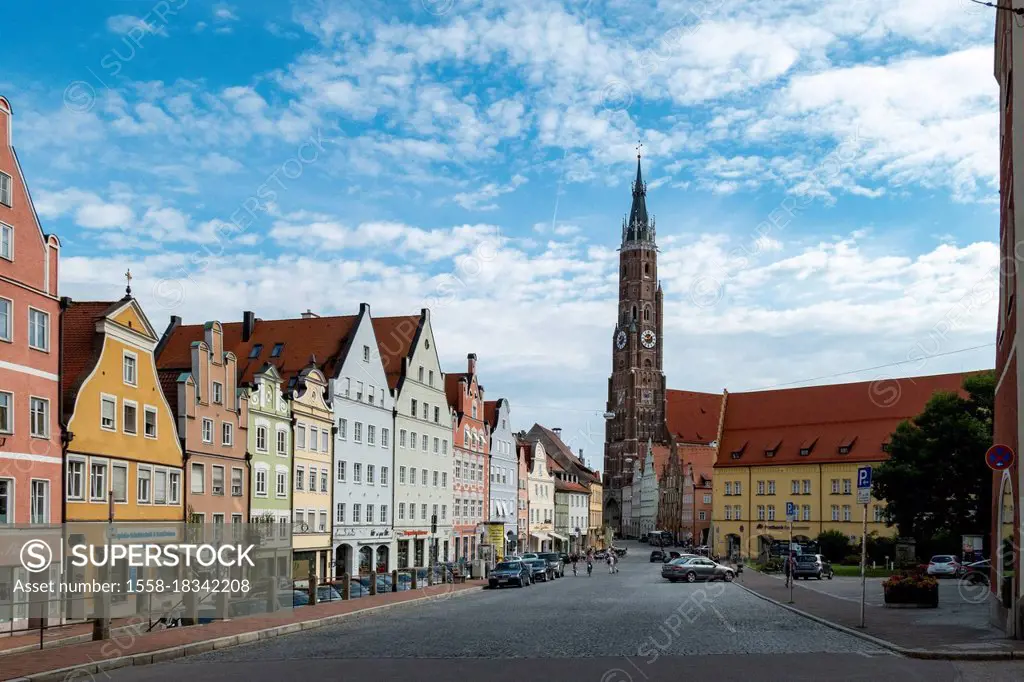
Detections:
[449, 568, 467, 583]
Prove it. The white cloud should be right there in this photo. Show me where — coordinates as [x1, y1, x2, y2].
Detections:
[453, 175, 528, 211]
[106, 15, 167, 37]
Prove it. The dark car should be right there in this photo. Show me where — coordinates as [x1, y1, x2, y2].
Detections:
[526, 558, 552, 582]
[650, 549, 665, 563]
[793, 554, 833, 580]
[559, 552, 570, 565]
[489, 560, 532, 588]
[594, 549, 608, 560]
[613, 547, 628, 557]
[538, 552, 564, 578]
[962, 559, 991, 585]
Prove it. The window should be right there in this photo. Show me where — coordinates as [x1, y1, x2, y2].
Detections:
[442, 504, 447, 520]
[831, 505, 840, 521]
[0, 392, 11, 434]
[320, 470, 327, 492]
[429, 370, 434, 386]
[336, 503, 345, 523]
[363, 345, 370, 362]
[338, 418, 348, 440]
[802, 480, 811, 494]
[276, 470, 287, 497]
[309, 428, 317, 451]
[144, 407, 157, 438]
[767, 505, 776, 521]
[411, 398, 418, 416]
[698, 511, 706, 521]
[308, 468, 315, 491]
[433, 470, 439, 487]
[367, 464, 376, 485]
[842, 505, 852, 522]
[207, 465, 223, 496]
[368, 385, 375, 405]
[154, 469, 167, 504]
[0, 223, 11, 261]
[256, 426, 268, 452]
[123, 353, 137, 386]
[843, 479, 852, 495]
[725, 506, 732, 521]
[0, 171, 10, 206]
[381, 466, 389, 486]
[212, 381, 223, 404]
[380, 505, 388, 523]
[874, 505, 883, 522]
[422, 435, 428, 451]
[112, 463, 128, 503]
[336, 461, 346, 482]
[703, 494, 711, 504]
[399, 466, 406, 484]
[767, 480, 775, 495]
[191, 463, 205, 494]
[137, 466, 152, 503]
[297, 425, 306, 449]
[0, 298, 10, 342]
[30, 481, 49, 523]
[276, 429, 286, 454]
[231, 468, 243, 496]
[791, 480, 799, 495]
[356, 382, 363, 400]
[724, 482, 732, 496]
[422, 403, 428, 420]
[354, 422, 362, 443]
[734, 482, 741, 495]
[757, 480, 764, 495]
[400, 429, 407, 447]
[442, 472, 447, 488]
[354, 463, 362, 483]
[802, 505, 811, 521]
[418, 366, 424, 382]
[831, 479, 840, 494]
[319, 510, 327, 532]
[169, 471, 180, 504]
[410, 432, 417, 450]
[442, 439, 448, 455]
[200, 418, 213, 443]
[367, 425, 376, 446]
[421, 503, 428, 520]
[421, 469, 427, 486]
[409, 467, 416, 485]
[255, 468, 268, 496]
[222, 422, 233, 446]
[757, 505, 765, 520]
[90, 459, 108, 501]
[353, 504, 361, 523]
[28, 308, 49, 351]
[433, 437, 439, 454]
[294, 466, 304, 491]
[248, 344, 263, 359]
[29, 397, 48, 438]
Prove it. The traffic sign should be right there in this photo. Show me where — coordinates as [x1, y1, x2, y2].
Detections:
[856, 489, 870, 505]
[785, 502, 797, 522]
[986, 444, 1015, 472]
[857, 466, 872, 490]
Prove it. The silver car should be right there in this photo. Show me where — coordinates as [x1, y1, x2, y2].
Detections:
[926, 555, 960, 577]
[672, 556, 735, 583]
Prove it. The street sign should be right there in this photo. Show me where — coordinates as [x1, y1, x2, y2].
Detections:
[856, 489, 870, 505]
[857, 466, 872, 490]
[785, 502, 797, 522]
[986, 444, 1015, 472]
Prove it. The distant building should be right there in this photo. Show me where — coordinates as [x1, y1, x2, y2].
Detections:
[446, 354, 489, 561]
[485, 398, 517, 558]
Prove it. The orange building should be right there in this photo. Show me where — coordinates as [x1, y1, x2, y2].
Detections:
[446, 353, 489, 561]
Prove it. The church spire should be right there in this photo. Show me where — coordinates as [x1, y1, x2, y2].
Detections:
[623, 142, 654, 246]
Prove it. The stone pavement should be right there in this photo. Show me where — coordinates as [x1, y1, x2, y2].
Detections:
[0, 618, 141, 658]
[738, 569, 1024, 657]
[0, 580, 484, 681]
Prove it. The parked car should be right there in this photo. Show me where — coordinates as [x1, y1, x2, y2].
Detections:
[539, 552, 565, 578]
[559, 552, 571, 565]
[926, 555, 961, 577]
[792, 554, 833, 580]
[664, 550, 684, 562]
[650, 549, 665, 563]
[489, 560, 532, 588]
[594, 549, 608, 560]
[961, 559, 991, 585]
[613, 547, 628, 557]
[670, 557, 735, 583]
[521, 553, 539, 562]
[638, 533, 649, 544]
[526, 559, 552, 582]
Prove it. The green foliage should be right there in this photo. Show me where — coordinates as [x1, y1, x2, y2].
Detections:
[873, 371, 994, 559]
[816, 530, 852, 563]
[866, 533, 896, 566]
[842, 554, 862, 565]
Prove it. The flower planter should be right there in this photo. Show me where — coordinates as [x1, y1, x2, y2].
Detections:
[883, 582, 938, 608]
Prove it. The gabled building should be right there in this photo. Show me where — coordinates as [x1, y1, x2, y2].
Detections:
[516, 437, 530, 553]
[377, 310, 453, 568]
[62, 291, 184, 523]
[245, 363, 291, 529]
[525, 424, 597, 551]
[446, 354, 489, 561]
[0, 95, 62, 528]
[713, 372, 973, 561]
[155, 321, 249, 528]
[485, 398, 517, 558]
[525, 439, 554, 551]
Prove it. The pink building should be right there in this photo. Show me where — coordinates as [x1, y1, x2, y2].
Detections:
[0, 95, 62, 528]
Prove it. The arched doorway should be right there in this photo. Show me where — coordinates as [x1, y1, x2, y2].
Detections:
[726, 534, 741, 559]
[334, 544, 352, 577]
[375, 546, 390, 573]
[757, 535, 773, 562]
[359, 546, 373, 575]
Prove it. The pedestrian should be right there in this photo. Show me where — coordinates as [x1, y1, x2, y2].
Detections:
[784, 552, 795, 587]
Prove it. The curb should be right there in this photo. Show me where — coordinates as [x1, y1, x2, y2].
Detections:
[6, 583, 484, 682]
[734, 581, 1018, 661]
[0, 623, 140, 659]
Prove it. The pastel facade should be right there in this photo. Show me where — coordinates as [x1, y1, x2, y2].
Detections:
[62, 295, 184, 523]
[378, 310, 453, 567]
[245, 365, 291, 525]
[446, 354, 489, 561]
[0, 95, 62, 529]
[485, 398, 517, 557]
[526, 440, 554, 551]
[516, 439, 529, 552]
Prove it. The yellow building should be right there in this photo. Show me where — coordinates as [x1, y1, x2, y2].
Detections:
[711, 373, 970, 560]
[62, 291, 184, 522]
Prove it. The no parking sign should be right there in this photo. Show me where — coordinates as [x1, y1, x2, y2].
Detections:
[986, 444, 1015, 472]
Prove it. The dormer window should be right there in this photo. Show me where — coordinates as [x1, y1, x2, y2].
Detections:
[764, 449, 776, 458]
[838, 436, 856, 455]
[730, 451, 742, 460]
[249, 344, 263, 359]
[271, 343, 284, 357]
[838, 446, 851, 455]
[799, 448, 810, 456]
[799, 438, 816, 456]
[881, 442, 891, 453]
[765, 438, 781, 458]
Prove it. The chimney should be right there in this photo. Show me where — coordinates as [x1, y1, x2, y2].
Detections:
[154, 315, 181, 360]
[553, 427, 562, 439]
[301, 309, 319, 319]
[242, 311, 256, 342]
[467, 352, 477, 375]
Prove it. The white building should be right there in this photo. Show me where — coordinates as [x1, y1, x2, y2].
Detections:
[331, 304, 395, 576]
[527, 441, 555, 551]
[486, 398, 518, 558]
[639, 442, 659, 536]
[377, 309, 454, 568]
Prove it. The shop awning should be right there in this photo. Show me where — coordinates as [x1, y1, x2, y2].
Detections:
[549, 532, 567, 542]
[529, 532, 549, 541]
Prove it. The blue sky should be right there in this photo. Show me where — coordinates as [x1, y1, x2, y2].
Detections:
[1, 0, 1001, 470]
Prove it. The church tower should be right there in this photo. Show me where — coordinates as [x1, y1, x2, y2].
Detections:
[604, 149, 669, 494]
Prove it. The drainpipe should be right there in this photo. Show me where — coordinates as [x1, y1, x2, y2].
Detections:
[58, 297, 71, 525]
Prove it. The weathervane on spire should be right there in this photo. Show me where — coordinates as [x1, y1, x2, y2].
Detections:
[636, 140, 643, 160]
[124, 269, 132, 296]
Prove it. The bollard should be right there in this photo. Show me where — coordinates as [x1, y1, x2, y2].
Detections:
[369, 571, 378, 596]
[392, 569, 399, 593]
[308, 569, 318, 606]
[341, 573, 351, 600]
[411, 568, 418, 590]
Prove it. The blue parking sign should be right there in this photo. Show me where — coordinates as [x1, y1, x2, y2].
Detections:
[785, 502, 796, 521]
[857, 466, 872, 490]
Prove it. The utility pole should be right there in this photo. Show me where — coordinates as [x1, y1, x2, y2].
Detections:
[856, 466, 872, 629]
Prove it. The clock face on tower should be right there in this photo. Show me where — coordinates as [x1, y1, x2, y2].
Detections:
[615, 330, 627, 349]
[641, 329, 657, 348]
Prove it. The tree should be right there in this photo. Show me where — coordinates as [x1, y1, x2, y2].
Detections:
[816, 529, 852, 563]
[873, 371, 994, 557]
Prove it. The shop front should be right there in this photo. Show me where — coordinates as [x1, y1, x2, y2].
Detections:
[333, 526, 393, 577]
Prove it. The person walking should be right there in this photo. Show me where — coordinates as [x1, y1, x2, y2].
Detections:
[784, 552, 795, 587]
[607, 552, 614, 574]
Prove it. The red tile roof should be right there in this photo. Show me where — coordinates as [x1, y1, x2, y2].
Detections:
[525, 424, 598, 484]
[445, 372, 470, 409]
[484, 400, 499, 431]
[61, 300, 123, 415]
[157, 314, 359, 387]
[651, 444, 672, 480]
[716, 372, 976, 468]
[371, 315, 421, 390]
[555, 479, 589, 494]
[666, 389, 723, 444]
[547, 455, 566, 473]
[677, 443, 716, 487]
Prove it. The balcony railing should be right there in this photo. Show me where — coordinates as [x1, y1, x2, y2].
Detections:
[293, 521, 327, 535]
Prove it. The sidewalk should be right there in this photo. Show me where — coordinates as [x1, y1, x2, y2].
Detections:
[737, 569, 1024, 658]
[1, 581, 484, 682]
[0, 618, 142, 658]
